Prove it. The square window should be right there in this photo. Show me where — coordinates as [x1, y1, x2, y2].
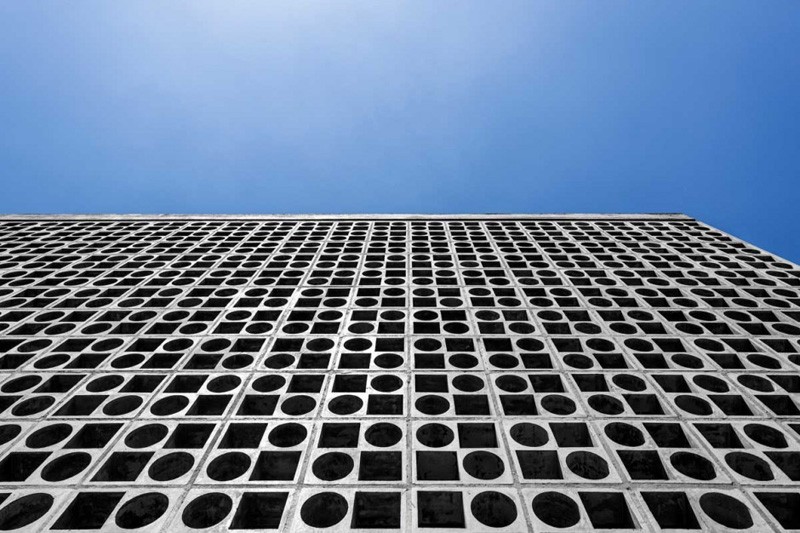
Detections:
[415, 353, 444, 369]
[617, 450, 668, 480]
[416, 451, 459, 481]
[500, 395, 537, 416]
[693, 423, 742, 448]
[298, 353, 330, 369]
[219, 423, 267, 448]
[231, 492, 289, 529]
[52, 492, 125, 530]
[319, 423, 360, 448]
[34, 374, 83, 393]
[579, 492, 635, 529]
[457, 423, 497, 448]
[453, 395, 490, 415]
[333, 375, 367, 392]
[288, 375, 325, 393]
[755, 492, 800, 529]
[92, 452, 153, 481]
[187, 394, 232, 416]
[417, 491, 465, 528]
[415, 375, 448, 393]
[338, 353, 370, 369]
[165, 424, 214, 449]
[551, 423, 592, 447]
[0, 452, 50, 482]
[517, 450, 562, 479]
[237, 395, 278, 416]
[367, 395, 403, 415]
[529, 374, 564, 392]
[351, 492, 401, 529]
[521, 353, 553, 369]
[359, 452, 402, 481]
[54, 395, 106, 416]
[121, 374, 164, 393]
[624, 394, 664, 415]
[64, 423, 122, 448]
[250, 452, 301, 481]
[642, 492, 700, 529]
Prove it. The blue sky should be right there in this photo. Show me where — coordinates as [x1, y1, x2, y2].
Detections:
[0, 2, 798, 262]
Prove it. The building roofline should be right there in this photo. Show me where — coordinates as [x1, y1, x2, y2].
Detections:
[0, 213, 693, 222]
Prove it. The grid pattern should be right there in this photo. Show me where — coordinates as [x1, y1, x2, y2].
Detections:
[0, 214, 798, 531]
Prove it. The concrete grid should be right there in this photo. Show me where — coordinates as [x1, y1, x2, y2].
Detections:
[0, 214, 797, 531]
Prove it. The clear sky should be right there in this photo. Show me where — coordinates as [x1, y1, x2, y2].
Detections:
[0, 2, 798, 262]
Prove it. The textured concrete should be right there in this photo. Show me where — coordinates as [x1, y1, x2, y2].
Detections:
[0, 215, 797, 531]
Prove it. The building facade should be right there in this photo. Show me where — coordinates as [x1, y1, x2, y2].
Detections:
[0, 214, 798, 531]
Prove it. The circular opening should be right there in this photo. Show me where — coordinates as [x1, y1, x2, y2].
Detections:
[34, 354, 70, 369]
[737, 375, 774, 392]
[672, 353, 704, 369]
[281, 395, 316, 416]
[41, 452, 92, 482]
[268, 423, 307, 447]
[414, 339, 441, 352]
[489, 354, 518, 369]
[1, 376, 42, 393]
[252, 375, 286, 392]
[532, 492, 580, 528]
[207, 452, 252, 481]
[675, 395, 712, 416]
[588, 394, 623, 415]
[265, 354, 294, 369]
[566, 451, 609, 479]
[300, 493, 348, 528]
[0, 424, 22, 446]
[415, 395, 450, 415]
[365, 423, 402, 447]
[312, 452, 354, 481]
[26, 423, 72, 448]
[0, 493, 54, 530]
[150, 394, 189, 416]
[86, 375, 124, 393]
[103, 395, 143, 416]
[743, 424, 786, 448]
[604, 423, 644, 447]
[126, 424, 169, 448]
[670, 451, 716, 480]
[470, 491, 517, 528]
[449, 353, 477, 368]
[222, 354, 253, 369]
[612, 374, 646, 391]
[343, 338, 371, 351]
[182, 493, 233, 529]
[12, 396, 55, 417]
[699, 493, 753, 529]
[148, 452, 194, 481]
[416, 423, 454, 447]
[564, 354, 593, 369]
[328, 395, 363, 415]
[496, 375, 527, 393]
[115, 492, 169, 529]
[463, 451, 505, 480]
[453, 375, 484, 392]
[693, 375, 729, 392]
[724, 452, 774, 481]
[207, 375, 241, 393]
[371, 375, 402, 392]
[375, 353, 403, 368]
[112, 353, 145, 369]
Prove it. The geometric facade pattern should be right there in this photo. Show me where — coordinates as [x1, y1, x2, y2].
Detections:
[0, 214, 798, 531]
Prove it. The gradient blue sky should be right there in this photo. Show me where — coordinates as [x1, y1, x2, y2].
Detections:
[1, 2, 798, 261]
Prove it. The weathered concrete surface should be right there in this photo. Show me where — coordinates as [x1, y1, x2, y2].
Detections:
[0, 215, 796, 531]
